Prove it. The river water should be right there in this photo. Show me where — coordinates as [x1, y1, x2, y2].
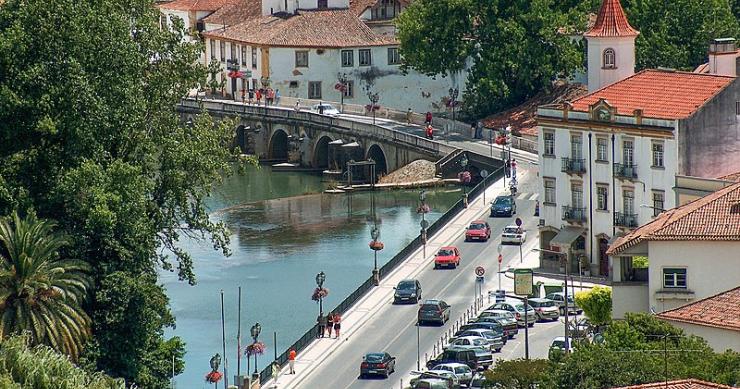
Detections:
[161, 165, 460, 387]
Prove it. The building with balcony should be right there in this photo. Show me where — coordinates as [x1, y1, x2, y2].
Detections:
[536, 0, 740, 278]
[606, 182, 740, 320]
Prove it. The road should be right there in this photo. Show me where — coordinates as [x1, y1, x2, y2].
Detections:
[295, 163, 572, 389]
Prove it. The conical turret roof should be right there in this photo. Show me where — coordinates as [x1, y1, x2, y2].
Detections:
[584, 0, 639, 37]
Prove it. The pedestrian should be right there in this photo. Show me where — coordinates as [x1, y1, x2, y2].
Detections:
[267, 87, 274, 105]
[241, 88, 246, 104]
[255, 89, 262, 105]
[248, 89, 254, 105]
[288, 349, 296, 374]
[271, 360, 280, 380]
[505, 159, 511, 178]
[426, 124, 434, 140]
[326, 312, 335, 337]
[295, 99, 301, 111]
[318, 101, 324, 115]
[333, 313, 341, 338]
[470, 123, 476, 139]
[511, 158, 517, 179]
[317, 313, 327, 338]
[476, 121, 483, 139]
[425, 111, 432, 125]
[406, 108, 413, 124]
[275, 89, 281, 105]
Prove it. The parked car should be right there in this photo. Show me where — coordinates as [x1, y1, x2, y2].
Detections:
[490, 301, 537, 327]
[447, 335, 503, 353]
[418, 299, 451, 325]
[394, 279, 422, 304]
[413, 378, 454, 389]
[465, 220, 491, 242]
[490, 195, 516, 217]
[452, 328, 506, 348]
[311, 103, 340, 116]
[456, 322, 505, 339]
[434, 247, 461, 269]
[548, 337, 574, 361]
[432, 363, 473, 386]
[528, 298, 560, 321]
[501, 225, 526, 244]
[476, 310, 518, 338]
[546, 292, 582, 315]
[359, 352, 395, 378]
[469, 373, 486, 388]
[426, 347, 478, 371]
[469, 316, 514, 341]
[410, 370, 459, 389]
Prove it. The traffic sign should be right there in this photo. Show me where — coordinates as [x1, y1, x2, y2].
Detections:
[476, 275, 484, 283]
[475, 266, 485, 276]
[513, 268, 533, 296]
[498, 254, 503, 264]
[515, 217, 522, 227]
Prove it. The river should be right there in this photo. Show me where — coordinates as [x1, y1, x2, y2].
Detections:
[161, 165, 460, 387]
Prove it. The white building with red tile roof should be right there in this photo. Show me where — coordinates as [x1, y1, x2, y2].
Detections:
[606, 182, 740, 319]
[656, 286, 740, 352]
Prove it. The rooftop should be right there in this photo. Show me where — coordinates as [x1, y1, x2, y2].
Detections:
[158, 0, 236, 12]
[611, 379, 735, 389]
[202, 9, 397, 48]
[570, 69, 736, 120]
[657, 286, 740, 332]
[584, 0, 639, 37]
[350, 0, 411, 17]
[202, 0, 262, 26]
[607, 181, 740, 255]
[717, 171, 740, 182]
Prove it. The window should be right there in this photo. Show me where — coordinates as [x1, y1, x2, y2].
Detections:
[571, 182, 583, 208]
[387, 47, 401, 65]
[652, 191, 664, 216]
[230, 43, 237, 63]
[252, 47, 258, 69]
[219, 41, 225, 62]
[343, 80, 354, 98]
[341, 50, 354, 67]
[597, 186, 608, 211]
[543, 132, 555, 156]
[210, 39, 216, 60]
[359, 49, 372, 66]
[318, 0, 328, 8]
[597, 138, 608, 161]
[544, 178, 556, 204]
[623, 139, 634, 166]
[160, 14, 168, 30]
[570, 134, 582, 159]
[663, 268, 687, 289]
[241, 46, 247, 66]
[603, 48, 615, 68]
[652, 142, 664, 167]
[308, 81, 322, 99]
[295, 50, 309, 67]
[623, 190, 634, 214]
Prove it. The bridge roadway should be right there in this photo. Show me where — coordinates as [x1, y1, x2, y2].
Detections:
[265, 161, 575, 389]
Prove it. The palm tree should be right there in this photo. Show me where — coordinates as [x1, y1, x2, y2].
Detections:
[0, 212, 92, 360]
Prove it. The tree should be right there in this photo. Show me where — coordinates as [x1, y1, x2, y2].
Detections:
[574, 286, 612, 327]
[0, 212, 92, 360]
[396, 0, 587, 116]
[484, 358, 552, 388]
[624, 0, 740, 71]
[0, 0, 240, 387]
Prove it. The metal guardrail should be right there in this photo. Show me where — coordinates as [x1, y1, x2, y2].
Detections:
[256, 162, 505, 384]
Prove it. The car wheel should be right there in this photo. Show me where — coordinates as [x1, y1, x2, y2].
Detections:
[496, 348, 502, 353]
[528, 322, 534, 328]
[434, 264, 439, 269]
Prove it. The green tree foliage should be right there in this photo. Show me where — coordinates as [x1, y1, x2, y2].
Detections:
[0, 334, 124, 389]
[0, 212, 92, 360]
[574, 286, 612, 326]
[484, 358, 552, 388]
[0, 0, 240, 387]
[396, 0, 587, 116]
[624, 0, 740, 71]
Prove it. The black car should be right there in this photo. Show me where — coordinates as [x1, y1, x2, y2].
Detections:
[456, 322, 504, 338]
[427, 347, 478, 371]
[490, 195, 516, 217]
[360, 352, 396, 378]
[394, 279, 422, 304]
[418, 299, 451, 326]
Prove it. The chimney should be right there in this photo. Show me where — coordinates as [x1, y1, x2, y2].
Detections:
[708, 38, 738, 76]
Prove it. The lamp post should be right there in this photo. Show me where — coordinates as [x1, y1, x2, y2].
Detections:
[250, 322, 262, 375]
[316, 271, 326, 318]
[418, 190, 429, 258]
[367, 91, 380, 124]
[448, 87, 459, 143]
[460, 154, 469, 208]
[533, 248, 571, 354]
[209, 354, 222, 389]
[337, 73, 349, 113]
[370, 226, 381, 286]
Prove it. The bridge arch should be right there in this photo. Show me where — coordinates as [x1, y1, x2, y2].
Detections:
[366, 144, 388, 178]
[313, 135, 332, 169]
[269, 128, 289, 161]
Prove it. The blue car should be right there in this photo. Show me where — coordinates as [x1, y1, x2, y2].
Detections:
[490, 195, 516, 217]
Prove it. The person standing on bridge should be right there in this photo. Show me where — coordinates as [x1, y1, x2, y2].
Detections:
[406, 108, 413, 124]
[333, 313, 342, 339]
[326, 312, 334, 337]
[288, 349, 297, 374]
[426, 124, 434, 140]
[425, 111, 432, 125]
[317, 313, 327, 338]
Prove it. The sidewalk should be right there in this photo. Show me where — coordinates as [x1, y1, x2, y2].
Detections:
[264, 174, 520, 388]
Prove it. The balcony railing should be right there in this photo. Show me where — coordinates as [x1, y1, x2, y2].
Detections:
[614, 212, 638, 228]
[562, 157, 586, 174]
[562, 206, 587, 222]
[614, 163, 638, 180]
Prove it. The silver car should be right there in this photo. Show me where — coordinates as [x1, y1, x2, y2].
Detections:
[311, 103, 340, 116]
[546, 292, 582, 315]
[528, 298, 560, 321]
[433, 363, 473, 386]
[447, 335, 502, 353]
[491, 301, 537, 327]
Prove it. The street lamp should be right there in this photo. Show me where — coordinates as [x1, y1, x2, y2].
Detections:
[370, 226, 381, 285]
[418, 190, 429, 258]
[250, 323, 262, 374]
[316, 271, 326, 318]
[337, 73, 349, 113]
[460, 154, 469, 208]
[367, 91, 380, 124]
[533, 248, 571, 354]
[448, 87, 459, 143]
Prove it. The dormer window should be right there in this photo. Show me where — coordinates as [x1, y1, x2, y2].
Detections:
[603, 48, 616, 69]
[371, 0, 401, 20]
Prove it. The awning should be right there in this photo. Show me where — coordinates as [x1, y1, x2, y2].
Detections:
[550, 226, 585, 248]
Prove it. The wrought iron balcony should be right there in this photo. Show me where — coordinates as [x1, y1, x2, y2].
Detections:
[614, 212, 638, 228]
[562, 206, 587, 222]
[614, 163, 638, 180]
[562, 157, 586, 174]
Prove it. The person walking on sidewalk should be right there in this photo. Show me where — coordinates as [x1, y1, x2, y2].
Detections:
[326, 312, 334, 338]
[317, 313, 327, 338]
[425, 111, 432, 125]
[406, 108, 413, 124]
[333, 313, 342, 339]
[425, 124, 434, 140]
[288, 349, 297, 374]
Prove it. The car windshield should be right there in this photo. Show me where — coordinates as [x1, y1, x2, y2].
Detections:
[398, 281, 416, 290]
[504, 227, 520, 234]
[494, 197, 511, 205]
[365, 353, 384, 362]
[469, 223, 486, 230]
[472, 339, 487, 346]
[551, 340, 567, 349]
[454, 366, 469, 374]
[538, 301, 555, 307]
[516, 304, 533, 312]
[438, 249, 454, 256]
[421, 304, 440, 311]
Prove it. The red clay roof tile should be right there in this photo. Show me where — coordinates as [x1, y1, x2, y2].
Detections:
[202, 0, 262, 26]
[159, 0, 236, 12]
[584, 0, 639, 37]
[612, 378, 735, 389]
[571, 69, 736, 120]
[657, 287, 740, 332]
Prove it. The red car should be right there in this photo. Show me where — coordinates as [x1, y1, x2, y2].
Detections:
[434, 246, 461, 269]
[465, 220, 491, 242]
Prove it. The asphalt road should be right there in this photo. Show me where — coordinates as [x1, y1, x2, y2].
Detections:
[297, 165, 573, 389]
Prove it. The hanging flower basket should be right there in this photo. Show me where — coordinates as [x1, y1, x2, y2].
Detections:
[495, 136, 507, 145]
[369, 240, 384, 251]
[365, 104, 381, 112]
[311, 287, 329, 301]
[205, 371, 223, 383]
[245, 341, 266, 356]
[458, 171, 472, 184]
[417, 204, 431, 214]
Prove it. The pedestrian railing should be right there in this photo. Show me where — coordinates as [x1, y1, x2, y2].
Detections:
[258, 161, 504, 384]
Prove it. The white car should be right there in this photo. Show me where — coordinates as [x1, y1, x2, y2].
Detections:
[445, 336, 491, 352]
[432, 363, 473, 386]
[501, 225, 526, 244]
[311, 103, 340, 116]
[410, 370, 460, 388]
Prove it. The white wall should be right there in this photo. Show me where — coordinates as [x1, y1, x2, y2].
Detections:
[612, 283, 649, 319]
[664, 321, 740, 352]
[648, 241, 740, 313]
[204, 38, 263, 95]
[261, 0, 350, 15]
[586, 36, 636, 92]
